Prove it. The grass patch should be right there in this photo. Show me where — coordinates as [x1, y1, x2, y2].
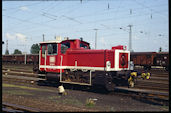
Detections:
[110, 107, 115, 112]
[48, 96, 62, 100]
[3, 90, 33, 96]
[3, 83, 55, 92]
[49, 96, 83, 107]
[162, 105, 169, 110]
[62, 98, 83, 106]
[85, 98, 96, 107]
[3, 83, 41, 90]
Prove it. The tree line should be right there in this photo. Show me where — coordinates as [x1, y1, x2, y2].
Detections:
[5, 44, 40, 55]
[4, 43, 165, 55]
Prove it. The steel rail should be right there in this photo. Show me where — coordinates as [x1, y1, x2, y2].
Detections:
[2, 102, 41, 112]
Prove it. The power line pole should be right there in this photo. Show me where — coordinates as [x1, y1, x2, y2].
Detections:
[54, 34, 56, 39]
[43, 34, 45, 42]
[94, 29, 98, 49]
[6, 40, 8, 51]
[2, 41, 4, 55]
[128, 25, 133, 52]
[108, 3, 110, 10]
[5, 40, 9, 55]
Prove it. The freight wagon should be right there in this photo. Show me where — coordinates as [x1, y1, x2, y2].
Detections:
[2, 54, 38, 64]
[130, 52, 169, 70]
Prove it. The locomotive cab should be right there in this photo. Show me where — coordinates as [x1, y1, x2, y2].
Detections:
[39, 39, 90, 73]
[39, 41, 59, 73]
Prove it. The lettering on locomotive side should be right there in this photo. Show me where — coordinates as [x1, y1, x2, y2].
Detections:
[50, 56, 55, 65]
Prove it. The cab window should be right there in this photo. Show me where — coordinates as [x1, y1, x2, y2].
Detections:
[80, 43, 88, 49]
[61, 42, 70, 54]
[42, 45, 46, 57]
[47, 43, 57, 55]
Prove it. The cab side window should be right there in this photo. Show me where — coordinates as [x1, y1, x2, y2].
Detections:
[47, 44, 57, 55]
[80, 43, 88, 49]
[61, 42, 70, 54]
[42, 45, 46, 57]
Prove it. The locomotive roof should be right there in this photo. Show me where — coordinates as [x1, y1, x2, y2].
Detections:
[62, 39, 89, 44]
[39, 39, 89, 45]
[39, 40, 62, 44]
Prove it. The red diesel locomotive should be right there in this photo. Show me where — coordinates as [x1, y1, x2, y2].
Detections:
[36, 38, 145, 91]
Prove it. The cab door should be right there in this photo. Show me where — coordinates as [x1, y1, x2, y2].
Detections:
[39, 44, 46, 71]
[46, 43, 58, 72]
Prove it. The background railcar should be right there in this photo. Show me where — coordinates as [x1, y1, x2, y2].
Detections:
[26, 54, 39, 64]
[16, 54, 25, 64]
[130, 52, 169, 70]
[154, 52, 169, 70]
[2, 55, 13, 63]
[2, 54, 39, 64]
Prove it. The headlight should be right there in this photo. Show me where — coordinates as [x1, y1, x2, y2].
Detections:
[106, 61, 111, 71]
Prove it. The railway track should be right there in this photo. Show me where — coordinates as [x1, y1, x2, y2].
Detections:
[2, 67, 168, 89]
[2, 74, 45, 86]
[2, 64, 169, 105]
[2, 102, 41, 112]
[2, 65, 33, 70]
[150, 74, 168, 78]
[2, 70, 38, 78]
[2, 73, 169, 105]
[3, 68, 33, 73]
[135, 68, 168, 75]
[134, 78, 168, 91]
[3, 71, 168, 92]
[113, 87, 168, 106]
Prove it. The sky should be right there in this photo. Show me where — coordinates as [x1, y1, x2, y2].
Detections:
[2, 0, 168, 54]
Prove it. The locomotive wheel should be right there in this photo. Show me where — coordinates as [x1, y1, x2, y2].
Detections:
[46, 73, 60, 82]
[144, 66, 151, 70]
[165, 67, 168, 71]
[105, 81, 115, 91]
[104, 76, 115, 92]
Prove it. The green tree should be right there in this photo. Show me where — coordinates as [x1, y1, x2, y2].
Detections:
[13, 49, 22, 54]
[5, 50, 9, 55]
[30, 44, 40, 54]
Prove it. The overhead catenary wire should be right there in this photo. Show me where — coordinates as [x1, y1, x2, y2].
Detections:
[72, 3, 167, 19]
[3, 1, 167, 34]
[3, 0, 168, 24]
[82, 9, 167, 24]
[3, 14, 59, 29]
[3, 8, 166, 40]
[134, 0, 168, 19]
[3, 1, 168, 53]
[2, 1, 42, 11]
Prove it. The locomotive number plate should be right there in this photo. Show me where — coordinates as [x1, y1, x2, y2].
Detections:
[50, 56, 55, 65]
